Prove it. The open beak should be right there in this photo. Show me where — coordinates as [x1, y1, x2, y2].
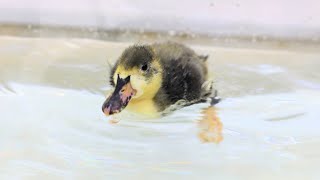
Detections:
[102, 75, 136, 116]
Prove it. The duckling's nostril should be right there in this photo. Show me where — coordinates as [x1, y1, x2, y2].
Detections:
[124, 75, 131, 82]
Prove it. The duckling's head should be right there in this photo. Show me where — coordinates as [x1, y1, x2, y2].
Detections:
[102, 45, 163, 116]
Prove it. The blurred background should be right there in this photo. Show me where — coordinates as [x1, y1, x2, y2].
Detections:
[0, 0, 319, 44]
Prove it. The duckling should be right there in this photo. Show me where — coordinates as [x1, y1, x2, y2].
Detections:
[102, 42, 216, 117]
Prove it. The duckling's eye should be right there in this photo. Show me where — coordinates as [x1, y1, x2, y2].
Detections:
[141, 64, 149, 71]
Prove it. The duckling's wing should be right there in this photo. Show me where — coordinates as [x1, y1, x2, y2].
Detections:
[161, 80, 220, 116]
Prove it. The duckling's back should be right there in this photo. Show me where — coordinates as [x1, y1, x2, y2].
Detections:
[151, 42, 210, 111]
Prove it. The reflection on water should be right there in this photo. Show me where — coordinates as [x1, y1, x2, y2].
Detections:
[198, 107, 223, 143]
[1, 36, 320, 179]
[109, 105, 224, 143]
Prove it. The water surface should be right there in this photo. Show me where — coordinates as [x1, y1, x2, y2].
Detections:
[0, 36, 320, 179]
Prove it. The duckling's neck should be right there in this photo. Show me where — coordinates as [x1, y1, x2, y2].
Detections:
[126, 98, 160, 117]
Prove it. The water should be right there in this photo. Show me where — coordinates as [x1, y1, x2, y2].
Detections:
[0, 36, 320, 179]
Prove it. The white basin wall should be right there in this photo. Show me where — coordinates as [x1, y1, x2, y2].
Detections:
[0, 0, 319, 39]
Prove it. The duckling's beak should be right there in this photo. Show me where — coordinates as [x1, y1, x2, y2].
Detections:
[102, 75, 136, 116]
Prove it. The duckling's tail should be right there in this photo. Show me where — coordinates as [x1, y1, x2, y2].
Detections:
[200, 80, 221, 106]
[210, 90, 221, 106]
[198, 55, 209, 62]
